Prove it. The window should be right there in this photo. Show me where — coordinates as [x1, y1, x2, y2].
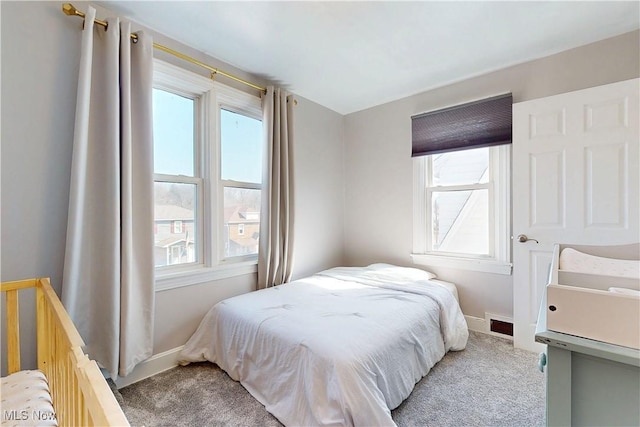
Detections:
[430, 148, 489, 255]
[412, 145, 511, 274]
[153, 60, 262, 290]
[153, 88, 200, 269]
[220, 109, 262, 259]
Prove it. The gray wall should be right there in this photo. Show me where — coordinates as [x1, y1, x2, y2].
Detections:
[0, 1, 345, 371]
[343, 30, 640, 319]
[290, 96, 345, 280]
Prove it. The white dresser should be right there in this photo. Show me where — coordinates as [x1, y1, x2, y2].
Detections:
[536, 292, 640, 426]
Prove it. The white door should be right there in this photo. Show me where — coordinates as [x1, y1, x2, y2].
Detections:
[512, 78, 639, 352]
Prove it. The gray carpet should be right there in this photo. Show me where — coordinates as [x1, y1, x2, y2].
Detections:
[118, 331, 545, 426]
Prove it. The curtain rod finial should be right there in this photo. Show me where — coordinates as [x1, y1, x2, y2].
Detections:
[62, 3, 80, 17]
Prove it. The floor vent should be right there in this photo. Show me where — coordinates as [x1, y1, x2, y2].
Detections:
[490, 319, 514, 337]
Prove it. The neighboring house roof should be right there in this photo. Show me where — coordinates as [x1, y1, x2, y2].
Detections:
[438, 189, 489, 255]
[432, 151, 488, 248]
[155, 205, 194, 221]
[224, 206, 260, 223]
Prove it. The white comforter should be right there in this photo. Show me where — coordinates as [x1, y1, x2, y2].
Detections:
[179, 264, 468, 426]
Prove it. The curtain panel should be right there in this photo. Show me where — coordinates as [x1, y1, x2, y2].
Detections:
[62, 6, 154, 378]
[258, 87, 295, 289]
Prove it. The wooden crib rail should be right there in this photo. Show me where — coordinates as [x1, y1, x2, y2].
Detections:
[2, 278, 130, 426]
[72, 347, 130, 426]
[2, 278, 43, 373]
[36, 277, 84, 376]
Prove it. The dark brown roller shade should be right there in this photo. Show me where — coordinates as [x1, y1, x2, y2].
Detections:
[412, 94, 512, 157]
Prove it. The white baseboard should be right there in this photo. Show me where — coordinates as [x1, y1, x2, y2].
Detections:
[465, 315, 486, 333]
[465, 314, 514, 341]
[113, 346, 184, 389]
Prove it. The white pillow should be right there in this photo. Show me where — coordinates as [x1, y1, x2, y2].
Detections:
[366, 263, 437, 280]
[560, 248, 640, 279]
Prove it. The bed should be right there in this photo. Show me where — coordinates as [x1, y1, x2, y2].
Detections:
[1, 278, 130, 426]
[179, 263, 468, 426]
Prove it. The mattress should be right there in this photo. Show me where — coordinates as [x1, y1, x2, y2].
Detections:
[179, 264, 468, 426]
[431, 278, 459, 302]
[1, 370, 57, 426]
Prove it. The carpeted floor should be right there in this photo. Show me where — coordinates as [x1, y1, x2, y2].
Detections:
[117, 331, 545, 427]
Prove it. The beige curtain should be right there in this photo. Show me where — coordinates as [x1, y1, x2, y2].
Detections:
[62, 6, 154, 378]
[258, 87, 295, 288]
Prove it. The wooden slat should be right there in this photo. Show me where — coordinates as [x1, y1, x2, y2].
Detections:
[1, 278, 37, 292]
[6, 289, 21, 373]
[36, 285, 49, 373]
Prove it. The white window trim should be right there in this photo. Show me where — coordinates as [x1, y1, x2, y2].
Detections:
[153, 60, 262, 292]
[411, 145, 512, 275]
[155, 262, 258, 292]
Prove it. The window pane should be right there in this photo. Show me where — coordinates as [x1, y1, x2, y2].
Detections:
[221, 109, 262, 184]
[154, 182, 198, 267]
[223, 187, 261, 258]
[431, 189, 489, 255]
[153, 89, 195, 176]
[432, 147, 489, 186]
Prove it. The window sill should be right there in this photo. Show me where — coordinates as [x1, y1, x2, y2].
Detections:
[155, 262, 258, 292]
[411, 253, 512, 275]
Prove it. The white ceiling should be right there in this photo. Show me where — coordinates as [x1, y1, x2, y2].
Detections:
[100, 1, 639, 115]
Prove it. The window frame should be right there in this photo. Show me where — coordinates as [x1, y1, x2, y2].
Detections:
[412, 145, 512, 275]
[152, 69, 205, 275]
[213, 84, 263, 265]
[153, 60, 262, 291]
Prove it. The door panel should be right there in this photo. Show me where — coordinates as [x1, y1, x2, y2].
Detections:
[513, 78, 639, 351]
[585, 96, 628, 131]
[585, 142, 628, 228]
[529, 150, 565, 228]
[529, 108, 566, 138]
